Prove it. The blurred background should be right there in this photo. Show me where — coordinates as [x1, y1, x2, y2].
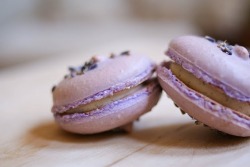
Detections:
[1, 0, 250, 69]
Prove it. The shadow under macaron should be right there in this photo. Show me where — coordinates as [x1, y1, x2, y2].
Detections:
[27, 121, 127, 144]
[129, 122, 249, 154]
[26, 119, 249, 154]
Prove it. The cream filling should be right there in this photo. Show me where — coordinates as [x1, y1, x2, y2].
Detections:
[65, 84, 144, 114]
[170, 63, 250, 116]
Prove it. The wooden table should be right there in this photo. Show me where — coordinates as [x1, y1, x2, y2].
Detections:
[1, 27, 250, 167]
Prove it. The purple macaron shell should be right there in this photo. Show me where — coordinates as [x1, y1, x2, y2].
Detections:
[52, 64, 155, 114]
[54, 79, 161, 134]
[157, 63, 250, 136]
[167, 48, 250, 102]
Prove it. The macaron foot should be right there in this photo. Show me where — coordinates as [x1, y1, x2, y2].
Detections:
[180, 109, 186, 115]
[194, 120, 202, 125]
[174, 103, 179, 108]
[174, 103, 186, 115]
[203, 124, 208, 127]
[194, 118, 229, 135]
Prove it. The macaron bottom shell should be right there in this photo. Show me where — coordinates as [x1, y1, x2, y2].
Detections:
[54, 79, 162, 134]
[157, 63, 250, 137]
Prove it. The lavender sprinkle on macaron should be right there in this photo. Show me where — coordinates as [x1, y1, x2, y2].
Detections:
[120, 51, 130, 56]
[205, 36, 216, 43]
[52, 86, 56, 92]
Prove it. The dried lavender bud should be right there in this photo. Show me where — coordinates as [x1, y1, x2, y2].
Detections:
[223, 47, 232, 55]
[227, 44, 233, 50]
[51, 86, 56, 92]
[88, 63, 97, 71]
[64, 56, 100, 79]
[205, 36, 216, 43]
[81, 66, 86, 72]
[226, 50, 232, 55]
[90, 57, 99, 63]
[120, 51, 130, 56]
[84, 62, 90, 67]
[89, 58, 96, 64]
[68, 67, 76, 72]
[110, 53, 116, 58]
[217, 41, 232, 55]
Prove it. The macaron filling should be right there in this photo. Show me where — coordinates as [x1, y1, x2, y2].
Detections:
[167, 44, 250, 102]
[169, 62, 250, 116]
[62, 84, 145, 115]
[55, 78, 160, 118]
[157, 64, 250, 136]
[52, 63, 155, 114]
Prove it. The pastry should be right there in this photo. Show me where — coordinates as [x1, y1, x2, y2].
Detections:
[52, 51, 162, 134]
[157, 35, 250, 137]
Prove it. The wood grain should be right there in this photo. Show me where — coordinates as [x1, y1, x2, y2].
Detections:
[1, 36, 250, 167]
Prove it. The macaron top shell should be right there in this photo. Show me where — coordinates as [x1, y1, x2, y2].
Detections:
[52, 53, 155, 110]
[167, 36, 250, 100]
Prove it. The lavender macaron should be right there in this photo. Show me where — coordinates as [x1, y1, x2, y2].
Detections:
[157, 35, 250, 137]
[52, 51, 162, 134]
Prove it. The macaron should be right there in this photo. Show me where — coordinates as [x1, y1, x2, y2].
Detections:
[157, 35, 250, 137]
[52, 51, 162, 134]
